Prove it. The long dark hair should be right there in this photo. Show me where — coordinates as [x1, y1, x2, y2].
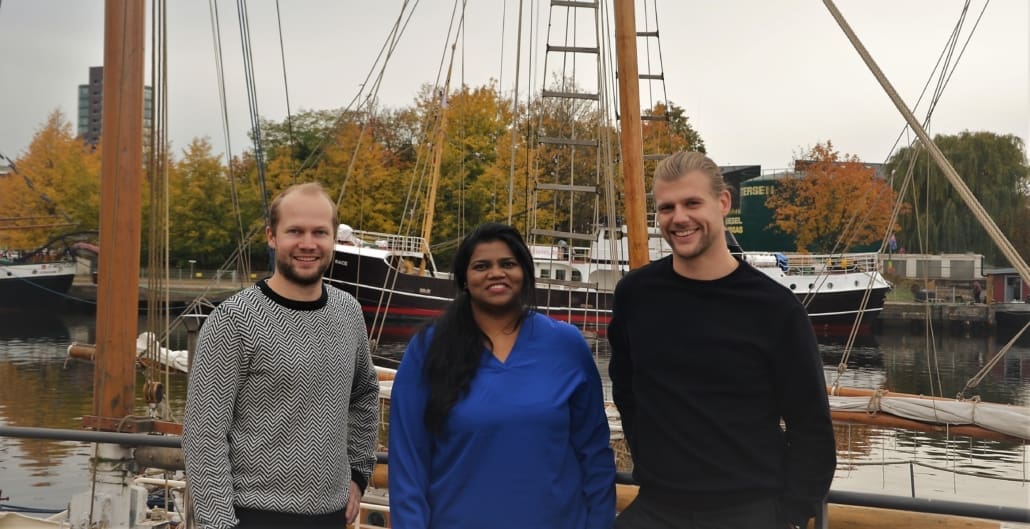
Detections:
[421, 223, 536, 435]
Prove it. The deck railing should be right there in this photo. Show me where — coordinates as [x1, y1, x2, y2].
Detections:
[348, 229, 427, 256]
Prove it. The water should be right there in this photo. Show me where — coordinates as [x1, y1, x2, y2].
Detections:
[1, 311, 1027, 511]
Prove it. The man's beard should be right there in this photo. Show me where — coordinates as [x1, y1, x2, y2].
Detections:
[276, 253, 329, 286]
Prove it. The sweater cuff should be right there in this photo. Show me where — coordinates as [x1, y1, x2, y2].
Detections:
[351, 468, 368, 495]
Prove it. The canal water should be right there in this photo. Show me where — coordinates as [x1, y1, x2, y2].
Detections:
[0, 310, 1027, 512]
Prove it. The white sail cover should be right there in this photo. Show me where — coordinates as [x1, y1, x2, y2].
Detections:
[829, 394, 1030, 440]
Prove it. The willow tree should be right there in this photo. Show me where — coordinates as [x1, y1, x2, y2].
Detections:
[885, 131, 1029, 265]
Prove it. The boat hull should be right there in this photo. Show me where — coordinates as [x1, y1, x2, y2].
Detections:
[326, 249, 612, 337]
[326, 245, 888, 338]
[0, 262, 77, 310]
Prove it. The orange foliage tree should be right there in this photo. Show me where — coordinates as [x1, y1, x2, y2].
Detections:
[766, 141, 904, 253]
[0, 110, 101, 250]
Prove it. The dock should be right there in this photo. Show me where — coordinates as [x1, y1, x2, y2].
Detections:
[878, 301, 994, 331]
[65, 274, 246, 309]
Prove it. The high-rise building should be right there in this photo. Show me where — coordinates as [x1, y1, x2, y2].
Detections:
[77, 66, 153, 146]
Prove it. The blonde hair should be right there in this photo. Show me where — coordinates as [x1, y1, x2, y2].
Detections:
[268, 182, 338, 231]
[653, 151, 728, 197]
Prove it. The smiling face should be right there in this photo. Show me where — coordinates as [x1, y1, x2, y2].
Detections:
[465, 240, 525, 316]
[654, 168, 733, 275]
[266, 190, 335, 297]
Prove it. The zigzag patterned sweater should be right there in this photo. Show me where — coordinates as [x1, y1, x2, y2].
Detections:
[182, 280, 380, 529]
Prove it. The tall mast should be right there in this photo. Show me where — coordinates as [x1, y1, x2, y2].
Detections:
[419, 44, 457, 274]
[93, 0, 145, 422]
[613, 0, 649, 269]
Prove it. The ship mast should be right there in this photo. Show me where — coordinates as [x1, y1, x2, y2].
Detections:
[92, 0, 145, 431]
[613, 0, 649, 269]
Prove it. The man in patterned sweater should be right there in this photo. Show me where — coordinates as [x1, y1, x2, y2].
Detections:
[183, 182, 380, 529]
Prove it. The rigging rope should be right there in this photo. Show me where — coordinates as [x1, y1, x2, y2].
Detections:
[828, 1, 989, 378]
[144, 0, 174, 421]
[236, 0, 270, 224]
[208, 0, 251, 280]
[506, 0, 525, 225]
[274, 0, 296, 156]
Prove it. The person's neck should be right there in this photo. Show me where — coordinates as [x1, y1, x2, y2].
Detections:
[671, 247, 739, 281]
[265, 274, 323, 302]
[472, 306, 522, 338]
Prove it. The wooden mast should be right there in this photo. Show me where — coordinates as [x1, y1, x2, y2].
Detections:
[419, 44, 456, 275]
[613, 0, 649, 270]
[92, 0, 145, 424]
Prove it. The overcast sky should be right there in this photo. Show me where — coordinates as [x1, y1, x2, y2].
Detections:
[0, 1, 1026, 172]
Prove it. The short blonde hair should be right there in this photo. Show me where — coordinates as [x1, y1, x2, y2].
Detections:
[653, 151, 728, 197]
[268, 182, 338, 231]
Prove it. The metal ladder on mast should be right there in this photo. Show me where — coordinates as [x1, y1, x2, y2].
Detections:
[530, 0, 612, 333]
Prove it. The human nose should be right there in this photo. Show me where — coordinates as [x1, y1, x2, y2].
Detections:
[669, 204, 689, 224]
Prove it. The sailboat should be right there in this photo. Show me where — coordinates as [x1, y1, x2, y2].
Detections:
[324, 2, 891, 339]
[1, 1, 1026, 528]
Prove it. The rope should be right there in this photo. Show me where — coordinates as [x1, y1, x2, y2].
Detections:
[274, 0, 296, 155]
[145, 0, 172, 414]
[294, 0, 423, 178]
[236, 0, 270, 224]
[826, 1, 989, 383]
[506, 0, 525, 224]
[207, 0, 251, 280]
[957, 320, 1030, 399]
[366, 0, 467, 346]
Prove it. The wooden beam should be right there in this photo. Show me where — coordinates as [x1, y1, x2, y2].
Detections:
[613, 0, 649, 269]
[94, 0, 145, 423]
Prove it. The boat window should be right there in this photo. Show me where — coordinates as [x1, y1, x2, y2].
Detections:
[555, 269, 567, 280]
[572, 270, 582, 281]
[827, 283, 833, 289]
[540, 269, 550, 279]
[789, 283, 796, 290]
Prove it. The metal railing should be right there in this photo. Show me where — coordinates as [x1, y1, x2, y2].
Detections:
[2, 426, 1028, 525]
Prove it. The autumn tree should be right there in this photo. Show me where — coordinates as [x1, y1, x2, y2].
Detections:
[766, 141, 902, 253]
[0, 110, 101, 250]
[168, 138, 241, 268]
[885, 131, 1029, 264]
[640, 101, 706, 213]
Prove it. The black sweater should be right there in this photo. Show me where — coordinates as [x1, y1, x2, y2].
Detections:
[608, 256, 835, 524]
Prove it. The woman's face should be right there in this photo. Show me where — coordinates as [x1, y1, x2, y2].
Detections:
[465, 240, 525, 315]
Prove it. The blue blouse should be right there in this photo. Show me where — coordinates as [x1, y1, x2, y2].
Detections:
[388, 312, 615, 529]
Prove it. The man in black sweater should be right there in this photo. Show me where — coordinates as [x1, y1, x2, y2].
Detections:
[608, 151, 836, 529]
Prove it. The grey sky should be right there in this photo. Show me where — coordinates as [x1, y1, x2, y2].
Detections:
[1, 1, 1026, 172]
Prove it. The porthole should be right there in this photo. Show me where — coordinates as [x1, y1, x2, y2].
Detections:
[789, 284, 797, 290]
[827, 283, 833, 289]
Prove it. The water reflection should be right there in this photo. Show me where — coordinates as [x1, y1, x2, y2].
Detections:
[0, 313, 1027, 510]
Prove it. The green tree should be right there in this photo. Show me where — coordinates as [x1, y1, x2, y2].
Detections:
[885, 131, 1029, 264]
[766, 141, 902, 253]
[169, 138, 238, 268]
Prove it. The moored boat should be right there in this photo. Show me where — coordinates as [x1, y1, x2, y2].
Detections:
[0, 260, 77, 310]
[327, 223, 891, 337]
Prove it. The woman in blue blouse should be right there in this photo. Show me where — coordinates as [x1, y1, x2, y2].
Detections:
[389, 222, 615, 529]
